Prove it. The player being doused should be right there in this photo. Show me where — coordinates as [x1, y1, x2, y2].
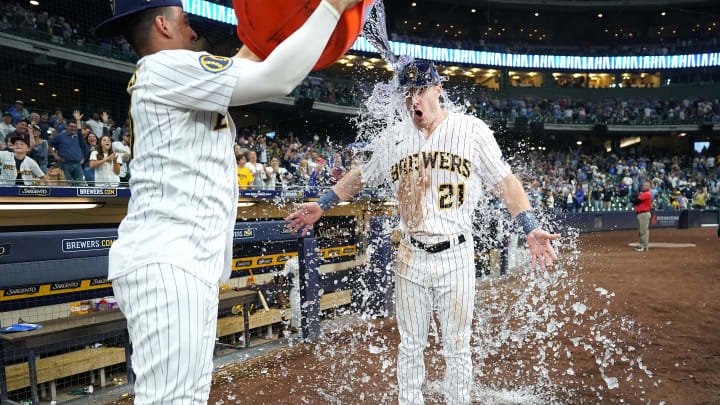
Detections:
[286, 60, 560, 405]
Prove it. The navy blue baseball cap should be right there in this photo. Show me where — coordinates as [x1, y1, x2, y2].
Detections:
[94, 0, 183, 38]
[398, 60, 441, 88]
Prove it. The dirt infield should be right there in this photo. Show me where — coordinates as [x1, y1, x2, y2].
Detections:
[120, 228, 720, 404]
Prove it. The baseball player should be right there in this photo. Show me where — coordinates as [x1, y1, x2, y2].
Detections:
[94, 0, 362, 402]
[286, 60, 560, 405]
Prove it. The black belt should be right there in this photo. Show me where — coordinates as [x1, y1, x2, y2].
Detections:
[409, 234, 466, 254]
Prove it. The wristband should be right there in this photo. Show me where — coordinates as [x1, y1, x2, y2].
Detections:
[317, 189, 340, 212]
[516, 210, 539, 235]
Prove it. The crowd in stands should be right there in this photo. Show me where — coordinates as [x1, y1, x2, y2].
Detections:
[389, 32, 720, 58]
[231, 126, 720, 211]
[467, 95, 720, 125]
[292, 75, 720, 125]
[1, 1, 134, 58]
[233, 128, 357, 191]
[1, 98, 717, 213]
[516, 148, 720, 212]
[0, 100, 131, 186]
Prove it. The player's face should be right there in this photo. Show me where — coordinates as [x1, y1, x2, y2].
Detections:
[405, 85, 442, 129]
[169, 8, 198, 50]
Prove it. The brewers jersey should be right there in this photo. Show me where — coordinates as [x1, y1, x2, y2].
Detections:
[362, 112, 511, 239]
[109, 49, 243, 286]
[0, 151, 44, 185]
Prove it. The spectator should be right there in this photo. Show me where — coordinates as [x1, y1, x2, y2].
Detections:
[245, 150, 270, 189]
[0, 112, 15, 141]
[86, 112, 104, 137]
[8, 100, 30, 125]
[590, 185, 603, 210]
[44, 162, 67, 186]
[84, 132, 99, 183]
[49, 109, 66, 129]
[89, 135, 122, 187]
[48, 120, 86, 183]
[574, 185, 586, 213]
[255, 135, 268, 164]
[28, 124, 49, 174]
[5, 119, 32, 151]
[112, 133, 132, 183]
[634, 181, 652, 251]
[692, 187, 708, 210]
[38, 112, 51, 137]
[282, 147, 300, 177]
[233, 144, 244, 161]
[266, 156, 292, 190]
[236, 153, 253, 189]
[602, 184, 613, 210]
[0, 136, 46, 185]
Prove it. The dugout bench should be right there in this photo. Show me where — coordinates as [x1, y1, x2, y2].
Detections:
[0, 221, 324, 404]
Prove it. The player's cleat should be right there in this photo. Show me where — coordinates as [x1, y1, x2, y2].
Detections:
[634, 246, 648, 251]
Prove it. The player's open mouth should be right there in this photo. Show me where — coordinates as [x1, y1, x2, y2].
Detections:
[414, 109, 423, 118]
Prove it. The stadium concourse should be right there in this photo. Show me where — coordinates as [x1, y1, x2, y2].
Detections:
[0, 0, 719, 404]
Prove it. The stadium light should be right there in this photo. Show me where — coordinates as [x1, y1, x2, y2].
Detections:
[411, 2, 416, 7]
[534, 12, 539, 17]
[471, 9, 476, 13]
[29, 0, 39, 5]
[661, 11, 666, 16]
[620, 137, 641, 148]
[597, 13, 603, 18]
[576, 141, 583, 145]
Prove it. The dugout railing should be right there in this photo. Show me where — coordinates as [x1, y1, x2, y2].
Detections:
[0, 220, 346, 404]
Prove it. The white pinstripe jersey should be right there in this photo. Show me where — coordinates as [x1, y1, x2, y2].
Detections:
[362, 112, 511, 239]
[109, 50, 242, 286]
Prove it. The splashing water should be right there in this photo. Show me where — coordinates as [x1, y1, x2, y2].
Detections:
[327, 1, 659, 403]
[219, 2, 661, 404]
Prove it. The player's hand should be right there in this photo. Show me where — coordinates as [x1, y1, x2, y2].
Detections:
[527, 228, 560, 271]
[284, 202, 323, 236]
[325, 0, 364, 14]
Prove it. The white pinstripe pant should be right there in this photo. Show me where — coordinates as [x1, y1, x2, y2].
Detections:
[112, 264, 218, 404]
[395, 237, 475, 405]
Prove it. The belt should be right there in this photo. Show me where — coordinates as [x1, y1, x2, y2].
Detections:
[637, 210, 650, 214]
[409, 234, 466, 254]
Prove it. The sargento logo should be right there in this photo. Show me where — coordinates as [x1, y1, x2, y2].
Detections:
[18, 187, 50, 196]
[90, 278, 110, 286]
[62, 237, 117, 252]
[77, 188, 117, 197]
[233, 228, 255, 239]
[50, 280, 81, 291]
[3, 285, 39, 297]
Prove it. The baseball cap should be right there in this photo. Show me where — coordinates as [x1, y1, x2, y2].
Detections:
[14, 100, 23, 105]
[398, 60, 441, 88]
[31, 124, 41, 131]
[9, 136, 29, 147]
[2, 112, 10, 118]
[94, 0, 183, 38]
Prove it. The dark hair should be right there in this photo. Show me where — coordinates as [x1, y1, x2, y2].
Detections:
[9, 136, 29, 147]
[96, 135, 114, 161]
[124, 6, 177, 54]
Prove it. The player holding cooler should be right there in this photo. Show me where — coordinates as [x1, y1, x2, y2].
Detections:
[93, 0, 362, 402]
[286, 61, 560, 405]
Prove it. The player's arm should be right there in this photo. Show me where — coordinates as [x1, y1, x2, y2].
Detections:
[494, 174, 560, 270]
[284, 168, 363, 236]
[229, 0, 362, 106]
